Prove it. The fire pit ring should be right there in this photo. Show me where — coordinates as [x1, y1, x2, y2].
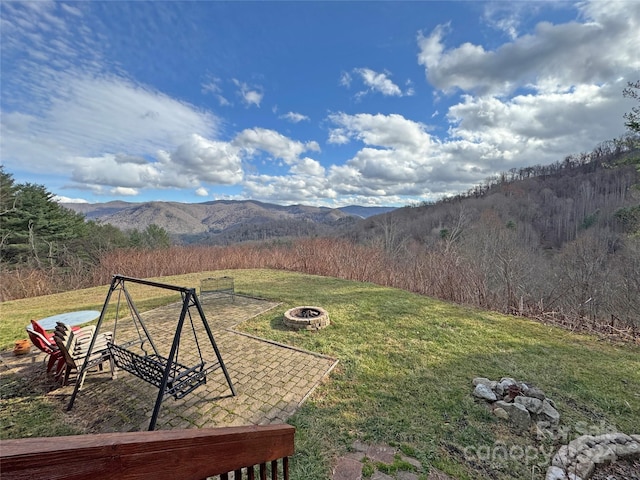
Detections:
[283, 306, 330, 331]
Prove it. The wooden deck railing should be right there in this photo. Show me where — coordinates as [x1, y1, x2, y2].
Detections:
[0, 424, 294, 480]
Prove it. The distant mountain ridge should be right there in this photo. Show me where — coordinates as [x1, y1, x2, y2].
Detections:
[61, 200, 395, 236]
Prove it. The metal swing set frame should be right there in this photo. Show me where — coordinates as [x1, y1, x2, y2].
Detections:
[67, 275, 236, 431]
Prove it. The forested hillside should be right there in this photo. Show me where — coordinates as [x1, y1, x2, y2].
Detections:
[353, 138, 639, 249]
[345, 134, 640, 331]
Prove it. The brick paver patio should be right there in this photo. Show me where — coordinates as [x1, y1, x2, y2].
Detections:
[1, 294, 338, 433]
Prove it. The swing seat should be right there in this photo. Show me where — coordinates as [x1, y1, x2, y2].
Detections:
[107, 342, 208, 400]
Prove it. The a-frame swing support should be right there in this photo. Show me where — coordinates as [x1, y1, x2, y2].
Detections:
[67, 275, 236, 431]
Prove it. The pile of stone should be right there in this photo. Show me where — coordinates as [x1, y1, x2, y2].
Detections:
[546, 433, 640, 480]
[472, 377, 560, 431]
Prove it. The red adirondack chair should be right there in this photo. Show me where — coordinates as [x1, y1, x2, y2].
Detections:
[26, 320, 65, 375]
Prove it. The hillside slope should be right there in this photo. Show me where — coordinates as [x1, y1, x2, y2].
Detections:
[350, 142, 640, 250]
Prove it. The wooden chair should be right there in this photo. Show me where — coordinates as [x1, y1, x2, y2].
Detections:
[26, 320, 68, 375]
[54, 324, 115, 387]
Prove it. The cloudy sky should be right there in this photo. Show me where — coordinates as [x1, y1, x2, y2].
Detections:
[1, 1, 638, 207]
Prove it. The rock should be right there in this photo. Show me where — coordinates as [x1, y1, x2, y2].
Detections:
[545, 465, 568, 480]
[366, 444, 396, 464]
[495, 400, 531, 431]
[371, 472, 394, 480]
[515, 395, 544, 414]
[573, 453, 595, 479]
[371, 471, 394, 480]
[493, 407, 509, 420]
[344, 451, 366, 462]
[613, 440, 640, 458]
[552, 445, 570, 468]
[536, 420, 552, 432]
[396, 472, 420, 480]
[547, 433, 640, 480]
[353, 440, 369, 453]
[599, 432, 629, 443]
[497, 377, 516, 396]
[332, 457, 363, 480]
[473, 383, 497, 402]
[572, 435, 596, 451]
[472, 377, 492, 387]
[539, 399, 560, 426]
[526, 387, 546, 400]
[588, 444, 617, 463]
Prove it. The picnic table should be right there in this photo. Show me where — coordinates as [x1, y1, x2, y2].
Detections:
[30, 310, 100, 330]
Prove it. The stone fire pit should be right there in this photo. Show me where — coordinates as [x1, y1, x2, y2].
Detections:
[283, 306, 330, 331]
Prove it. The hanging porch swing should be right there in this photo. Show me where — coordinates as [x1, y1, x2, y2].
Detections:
[67, 275, 236, 431]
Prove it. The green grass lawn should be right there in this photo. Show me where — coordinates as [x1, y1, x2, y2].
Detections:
[1, 269, 639, 479]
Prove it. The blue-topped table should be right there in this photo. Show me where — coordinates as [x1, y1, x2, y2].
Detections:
[32, 310, 101, 331]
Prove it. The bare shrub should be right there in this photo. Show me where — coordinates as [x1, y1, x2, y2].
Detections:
[1, 236, 637, 342]
[0, 268, 61, 301]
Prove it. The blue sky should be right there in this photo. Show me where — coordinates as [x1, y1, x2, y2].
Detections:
[1, 1, 639, 207]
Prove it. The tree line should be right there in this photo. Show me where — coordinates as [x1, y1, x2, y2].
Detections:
[0, 167, 171, 294]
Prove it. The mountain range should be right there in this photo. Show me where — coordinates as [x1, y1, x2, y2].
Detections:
[62, 200, 395, 236]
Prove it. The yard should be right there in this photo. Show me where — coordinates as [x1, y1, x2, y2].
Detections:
[1, 269, 639, 479]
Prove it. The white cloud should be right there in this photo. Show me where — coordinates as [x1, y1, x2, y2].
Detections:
[195, 187, 209, 197]
[70, 155, 163, 189]
[243, 172, 335, 204]
[444, 82, 628, 168]
[111, 187, 139, 196]
[202, 76, 222, 94]
[328, 112, 435, 152]
[396, 0, 639, 199]
[233, 128, 319, 165]
[290, 157, 325, 176]
[339, 71, 352, 88]
[244, 90, 263, 107]
[327, 129, 350, 145]
[60, 3, 83, 17]
[233, 79, 263, 107]
[418, 2, 640, 96]
[342, 68, 413, 99]
[216, 95, 231, 106]
[169, 134, 244, 185]
[1, 72, 218, 175]
[404, 79, 415, 97]
[67, 134, 243, 193]
[326, 113, 448, 197]
[54, 195, 89, 204]
[355, 68, 403, 97]
[481, 2, 530, 40]
[280, 112, 310, 123]
[201, 76, 231, 106]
